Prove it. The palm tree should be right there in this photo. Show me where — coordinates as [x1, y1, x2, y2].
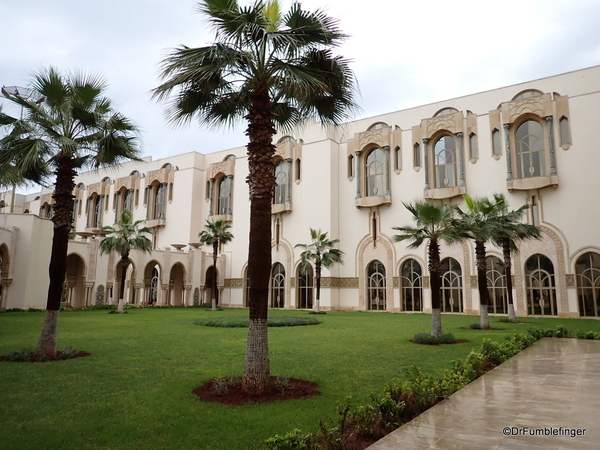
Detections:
[152, 0, 357, 394]
[100, 210, 153, 313]
[199, 219, 234, 311]
[0, 68, 140, 358]
[491, 194, 541, 322]
[454, 194, 508, 329]
[295, 229, 343, 313]
[392, 201, 459, 338]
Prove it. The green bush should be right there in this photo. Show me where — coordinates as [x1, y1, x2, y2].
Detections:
[7, 347, 35, 362]
[265, 429, 313, 450]
[58, 345, 77, 360]
[412, 332, 457, 345]
[469, 323, 481, 329]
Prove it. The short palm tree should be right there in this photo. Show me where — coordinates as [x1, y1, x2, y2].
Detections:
[392, 201, 459, 337]
[455, 194, 508, 329]
[199, 219, 234, 311]
[295, 229, 344, 313]
[153, 0, 357, 394]
[100, 210, 153, 313]
[491, 195, 541, 322]
[0, 68, 140, 358]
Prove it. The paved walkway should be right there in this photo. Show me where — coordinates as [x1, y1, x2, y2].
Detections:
[367, 338, 600, 450]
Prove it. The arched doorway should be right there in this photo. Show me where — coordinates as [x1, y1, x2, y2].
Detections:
[367, 260, 386, 311]
[401, 259, 422, 312]
[486, 256, 507, 314]
[297, 263, 313, 309]
[144, 261, 161, 305]
[576, 252, 600, 317]
[65, 254, 86, 307]
[270, 263, 285, 308]
[205, 266, 219, 306]
[525, 254, 557, 316]
[170, 263, 185, 306]
[441, 257, 463, 313]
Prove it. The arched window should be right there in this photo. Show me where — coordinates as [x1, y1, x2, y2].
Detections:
[367, 260, 386, 310]
[270, 263, 285, 308]
[575, 252, 600, 317]
[433, 135, 457, 188]
[367, 122, 389, 131]
[365, 148, 386, 196]
[516, 120, 546, 179]
[486, 256, 507, 314]
[274, 160, 290, 205]
[217, 176, 232, 215]
[297, 264, 313, 309]
[525, 254, 557, 316]
[152, 183, 166, 220]
[87, 194, 103, 228]
[441, 258, 463, 313]
[401, 259, 422, 312]
[149, 267, 159, 305]
[413, 143, 421, 168]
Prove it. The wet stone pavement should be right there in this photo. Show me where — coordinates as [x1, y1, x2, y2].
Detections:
[367, 338, 600, 450]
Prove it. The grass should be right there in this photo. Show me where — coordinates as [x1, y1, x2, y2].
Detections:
[1, 308, 600, 450]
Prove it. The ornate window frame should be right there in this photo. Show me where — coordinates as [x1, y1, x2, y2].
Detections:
[418, 108, 468, 200]
[347, 123, 401, 208]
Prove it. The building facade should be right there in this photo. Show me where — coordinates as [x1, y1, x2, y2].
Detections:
[1, 66, 599, 318]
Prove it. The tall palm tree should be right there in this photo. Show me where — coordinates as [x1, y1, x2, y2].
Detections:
[455, 194, 508, 329]
[491, 194, 541, 322]
[152, 0, 357, 394]
[199, 219, 234, 311]
[392, 201, 459, 338]
[100, 210, 153, 313]
[295, 228, 344, 313]
[0, 68, 140, 358]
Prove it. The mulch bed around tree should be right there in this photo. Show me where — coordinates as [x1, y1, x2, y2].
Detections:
[409, 339, 470, 346]
[192, 376, 320, 406]
[0, 351, 91, 363]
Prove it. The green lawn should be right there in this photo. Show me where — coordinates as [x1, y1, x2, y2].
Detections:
[1, 308, 599, 450]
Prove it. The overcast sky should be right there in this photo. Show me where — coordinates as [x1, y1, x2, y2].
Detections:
[2, 0, 599, 174]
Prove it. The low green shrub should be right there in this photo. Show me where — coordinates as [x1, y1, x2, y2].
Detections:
[308, 311, 327, 315]
[469, 323, 481, 329]
[575, 330, 600, 340]
[58, 345, 77, 360]
[265, 429, 313, 450]
[7, 347, 35, 362]
[412, 332, 457, 345]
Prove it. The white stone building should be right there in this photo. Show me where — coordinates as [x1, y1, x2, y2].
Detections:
[1, 66, 599, 318]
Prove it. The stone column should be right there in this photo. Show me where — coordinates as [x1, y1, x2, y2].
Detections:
[355, 151, 361, 199]
[226, 175, 234, 215]
[285, 158, 293, 204]
[456, 132, 465, 187]
[546, 116, 558, 176]
[504, 124, 513, 181]
[208, 178, 215, 216]
[384, 146, 391, 196]
[422, 138, 430, 190]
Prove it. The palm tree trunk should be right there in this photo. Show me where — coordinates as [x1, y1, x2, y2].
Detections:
[242, 87, 276, 395]
[475, 240, 490, 329]
[428, 239, 442, 338]
[212, 242, 218, 311]
[502, 238, 516, 322]
[118, 254, 129, 314]
[36, 156, 75, 359]
[314, 260, 322, 313]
